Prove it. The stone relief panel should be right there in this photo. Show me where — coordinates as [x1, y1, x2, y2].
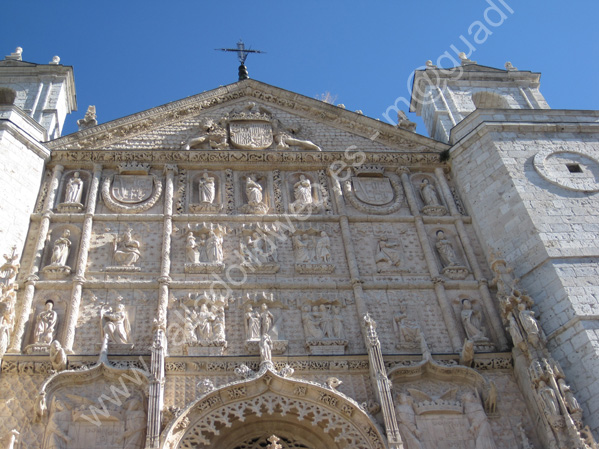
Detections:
[285, 172, 324, 215]
[41, 225, 81, 280]
[449, 294, 495, 352]
[428, 227, 471, 281]
[96, 164, 163, 215]
[56, 170, 90, 213]
[183, 223, 226, 274]
[351, 223, 427, 279]
[188, 171, 224, 213]
[86, 223, 162, 279]
[72, 289, 155, 354]
[291, 227, 335, 275]
[23, 292, 66, 355]
[410, 173, 448, 216]
[237, 172, 271, 215]
[300, 298, 348, 355]
[238, 223, 280, 274]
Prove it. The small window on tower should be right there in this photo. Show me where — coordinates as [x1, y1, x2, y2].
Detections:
[566, 163, 583, 173]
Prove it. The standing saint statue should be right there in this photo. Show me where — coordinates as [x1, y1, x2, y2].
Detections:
[245, 305, 261, 340]
[34, 301, 58, 345]
[101, 303, 131, 344]
[259, 333, 273, 365]
[419, 178, 441, 207]
[260, 303, 274, 336]
[50, 230, 71, 267]
[198, 172, 216, 204]
[316, 232, 331, 263]
[435, 230, 460, 267]
[246, 175, 263, 205]
[206, 230, 224, 263]
[185, 231, 200, 264]
[64, 172, 83, 204]
[292, 235, 310, 263]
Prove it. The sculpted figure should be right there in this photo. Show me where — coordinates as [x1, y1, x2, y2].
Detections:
[259, 333, 272, 364]
[518, 303, 544, 346]
[507, 312, 525, 351]
[319, 304, 334, 338]
[375, 239, 402, 271]
[435, 230, 460, 267]
[274, 131, 321, 151]
[184, 119, 227, 150]
[557, 378, 582, 414]
[185, 231, 200, 264]
[3, 430, 19, 449]
[484, 381, 498, 414]
[0, 302, 14, 358]
[395, 393, 422, 449]
[114, 228, 141, 266]
[537, 380, 560, 416]
[212, 306, 226, 341]
[420, 178, 441, 206]
[316, 232, 331, 263]
[49, 340, 67, 372]
[302, 305, 323, 339]
[393, 308, 420, 345]
[246, 175, 263, 205]
[50, 230, 71, 266]
[460, 299, 488, 342]
[463, 392, 497, 449]
[196, 304, 215, 341]
[490, 259, 516, 299]
[183, 309, 199, 344]
[291, 175, 313, 211]
[101, 303, 131, 344]
[245, 306, 261, 340]
[43, 399, 72, 449]
[64, 172, 83, 204]
[34, 301, 58, 345]
[206, 230, 223, 263]
[332, 306, 344, 339]
[198, 172, 216, 204]
[260, 303, 274, 335]
[292, 235, 310, 263]
[121, 396, 146, 449]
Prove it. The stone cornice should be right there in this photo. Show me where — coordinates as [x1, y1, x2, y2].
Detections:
[46, 79, 448, 152]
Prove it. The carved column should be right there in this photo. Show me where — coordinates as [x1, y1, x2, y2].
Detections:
[398, 167, 462, 351]
[434, 168, 508, 349]
[63, 164, 102, 353]
[146, 164, 176, 449]
[8, 164, 63, 352]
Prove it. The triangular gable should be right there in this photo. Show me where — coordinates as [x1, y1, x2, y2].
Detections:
[47, 79, 448, 153]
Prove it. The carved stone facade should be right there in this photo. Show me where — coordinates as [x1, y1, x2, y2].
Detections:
[0, 52, 597, 449]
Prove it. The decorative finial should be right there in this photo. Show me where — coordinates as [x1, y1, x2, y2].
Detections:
[49, 56, 60, 65]
[505, 61, 517, 71]
[5, 47, 23, 61]
[77, 105, 97, 130]
[425, 60, 436, 68]
[458, 52, 476, 66]
[216, 40, 266, 81]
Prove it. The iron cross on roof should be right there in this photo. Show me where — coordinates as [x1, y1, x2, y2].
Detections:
[216, 40, 266, 81]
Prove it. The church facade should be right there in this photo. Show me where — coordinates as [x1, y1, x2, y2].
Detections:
[0, 47, 597, 449]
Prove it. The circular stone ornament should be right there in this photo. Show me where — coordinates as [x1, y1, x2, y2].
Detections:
[533, 148, 599, 192]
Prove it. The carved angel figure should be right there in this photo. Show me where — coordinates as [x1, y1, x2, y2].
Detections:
[184, 119, 228, 150]
[50, 230, 71, 267]
[65, 172, 83, 204]
[114, 228, 141, 267]
[198, 172, 216, 204]
[517, 303, 544, 347]
[245, 175, 263, 205]
[34, 300, 58, 344]
[206, 230, 224, 263]
[435, 230, 460, 267]
[557, 378, 582, 414]
[101, 303, 131, 344]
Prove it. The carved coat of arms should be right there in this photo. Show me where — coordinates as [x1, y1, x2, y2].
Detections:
[351, 177, 394, 205]
[228, 120, 273, 150]
[111, 175, 154, 203]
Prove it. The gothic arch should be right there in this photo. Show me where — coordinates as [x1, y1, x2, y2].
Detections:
[161, 366, 386, 449]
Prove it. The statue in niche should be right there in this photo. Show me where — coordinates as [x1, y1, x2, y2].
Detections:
[290, 175, 317, 213]
[332, 306, 344, 339]
[184, 224, 226, 273]
[212, 306, 226, 341]
[259, 332, 272, 364]
[196, 304, 216, 341]
[537, 380, 560, 416]
[0, 301, 14, 358]
[64, 172, 83, 204]
[375, 238, 403, 272]
[302, 305, 324, 339]
[121, 396, 146, 448]
[245, 305, 261, 341]
[420, 178, 441, 207]
[50, 230, 71, 267]
[206, 229, 224, 263]
[292, 235, 311, 263]
[316, 231, 331, 263]
[393, 308, 420, 347]
[181, 302, 225, 346]
[484, 381, 497, 414]
[100, 303, 131, 345]
[395, 393, 422, 449]
[507, 312, 526, 351]
[462, 392, 498, 449]
[43, 398, 72, 449]
[460, 299, 489, 343]
[435, 230, 460, 267]
[185, 231, 201, 264]
[245, 175, 263, 205]
[260, 303, 274, 336]
[557, 378, 582, 415]
[113, 228, 141, 267]
[517, 303, 545, 347]
[197, 172, 216, 204]
[490, 258, 517, 299]
[33, 300, 58, 345]
[49, 340, 67, 372]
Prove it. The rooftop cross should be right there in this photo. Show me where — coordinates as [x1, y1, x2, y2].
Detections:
[216, 40, 265, 81]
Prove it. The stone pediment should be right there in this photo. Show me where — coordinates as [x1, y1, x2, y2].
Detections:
[47, 79, 448, 154]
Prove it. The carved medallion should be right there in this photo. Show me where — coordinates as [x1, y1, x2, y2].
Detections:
[229, 120, 273, 150]
[351, 177, 394, 205]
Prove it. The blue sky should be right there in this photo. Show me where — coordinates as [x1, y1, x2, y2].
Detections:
[2, 1, 598, 137]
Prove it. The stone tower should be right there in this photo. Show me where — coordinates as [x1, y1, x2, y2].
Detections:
[0, 47, 77, 260]
[412, 57, 599, 438]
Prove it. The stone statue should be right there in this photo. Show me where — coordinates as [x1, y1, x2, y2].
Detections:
[184, 119, 227, 150]
[186, 231, 200, 264]
[316, 231, 331, 263]
[302, 306, 324, 339]
[206, 230, 223, 263]
[460, 339, 475, 367]
[274, 131, 321, 151]
[435, 230, 460, 267]
[259, 333, 272, 364]
[243, 232, 277, 264]
[260, 303, 274, 336]
[245, 305, 261, 341]
[420, 178, 441, 206]
[64, 172, 83, 204]
[460, 299, 488, 342]
[33, 300, 58, 345]
[395, 393, 423, 449]
[114, 228, 141, 267]
[198, 172, 216, 204]
[463, 392, 497, 449]
[375, 238, 402, 271]
[196, 304, 216, 341]
[490, 259, 516, 299]
[518, 303, 544, 347]
[557, 378, 582, 414]
[292, 235, 311, 263]
[537, 380, 560, 416]
[393, 308, 420, 346]
[0, 301, 14, 358]
[507, 312, 526, 351]
[101, 303, 131, 344]
[121, 396, 146, 449]
[43, 399, 72, 449]
[245, 175, 263, 205]
[50, 230, 71, 266]
[49, 340, 67, 372]
[332, 306, 344, 339]
[290, 175, 313, 212]
[212, 306, 226, 341]
[484, 381, 497, 414]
